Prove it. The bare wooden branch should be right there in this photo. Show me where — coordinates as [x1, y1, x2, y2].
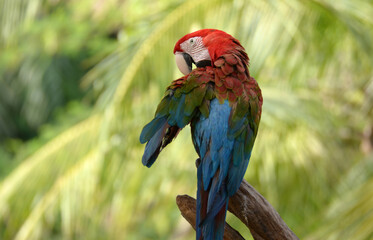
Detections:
[176, 195, 245, 240]
[228, 179, 299, 240]
[176, 180, 299, 240]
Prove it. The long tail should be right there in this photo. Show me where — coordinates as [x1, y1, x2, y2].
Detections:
[196, 164, 229, 240]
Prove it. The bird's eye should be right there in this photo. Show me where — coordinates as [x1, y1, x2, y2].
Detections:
[190, 38, 194, 44]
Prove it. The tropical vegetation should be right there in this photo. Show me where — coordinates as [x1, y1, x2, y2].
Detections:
[0, 0, 372, 239]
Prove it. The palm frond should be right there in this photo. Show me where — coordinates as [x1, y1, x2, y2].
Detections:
[306, 154, 373, 240]
[1, 0, 372, 239]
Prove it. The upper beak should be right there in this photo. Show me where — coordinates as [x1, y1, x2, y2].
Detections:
[175, 52, 194, 75]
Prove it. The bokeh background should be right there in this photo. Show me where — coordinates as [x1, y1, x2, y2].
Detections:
[1, 0, 373, 239]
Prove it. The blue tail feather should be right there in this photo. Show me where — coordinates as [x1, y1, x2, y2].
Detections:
[197, 164, 229, 240]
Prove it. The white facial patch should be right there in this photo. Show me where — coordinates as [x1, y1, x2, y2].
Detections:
[180, 36, 211, 63]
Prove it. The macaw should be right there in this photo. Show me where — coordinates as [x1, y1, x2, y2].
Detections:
[140, 29, 262, 240]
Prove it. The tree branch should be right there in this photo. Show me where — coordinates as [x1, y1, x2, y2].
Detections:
[228, 179, 299, 240]
[176, 195, 245, 240]
[176, 179, 299, 240]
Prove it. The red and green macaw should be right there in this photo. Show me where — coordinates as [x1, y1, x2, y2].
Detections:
[140, 29, 262, 240]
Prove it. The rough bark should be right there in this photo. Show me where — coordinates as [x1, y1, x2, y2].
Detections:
[176, 179, 299, 240]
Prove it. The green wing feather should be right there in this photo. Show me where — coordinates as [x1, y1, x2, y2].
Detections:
[140, 71, 216, 167]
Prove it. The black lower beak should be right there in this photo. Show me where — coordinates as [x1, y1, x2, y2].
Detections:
[182, 52, 194, 73]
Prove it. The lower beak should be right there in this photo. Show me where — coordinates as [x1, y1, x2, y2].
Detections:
[175, 52, 194, 75]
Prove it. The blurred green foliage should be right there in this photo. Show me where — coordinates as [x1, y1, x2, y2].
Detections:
[0, 0, 119, 142]
[0, 0, 373, 239]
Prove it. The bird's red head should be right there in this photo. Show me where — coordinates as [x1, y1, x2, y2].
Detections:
[173, 29, 247, 75]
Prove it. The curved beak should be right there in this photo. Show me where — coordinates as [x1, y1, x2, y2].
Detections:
[175, 52, 194, 75]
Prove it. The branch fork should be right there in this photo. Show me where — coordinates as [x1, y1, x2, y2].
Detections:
[176, 178, 299, 240]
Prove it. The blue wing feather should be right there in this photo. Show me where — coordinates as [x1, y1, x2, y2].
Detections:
[193, 99, 234, 191]
[140, 117, 167, 144]
[140, 92, 194, 168]
[192, 99, 234, 239]
[141, 117, 169, 167]
[192, 98, 257, 239]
